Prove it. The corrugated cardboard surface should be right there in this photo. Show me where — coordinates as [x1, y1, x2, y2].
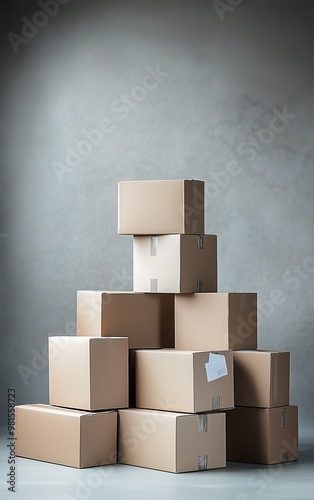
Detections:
[226, 406, 298, 464]
[77, 291, 175, 349]
[133, 235, 217, 293]
[118, 179, 204, 235]
[49, 336, 128, 411]
[119, 408, 177, 472]
[49, 336, 91, 410]
[269, 406, 298, 464]
[135, 349, 234, 413]
[118, 408, 226, 473]
[176, 412, 226, 473]
[234, 350, 290, 407]
[175, 293, 257, 350]
[133, 236, 181, 292]
[15, 404, 117, 468]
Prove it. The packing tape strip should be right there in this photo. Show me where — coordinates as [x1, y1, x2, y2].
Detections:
[212, 395, 220, 410]
[150, 236, 158, 256]
[197, 235, 204, 250]
[197, 280, 204, 292]
[198, 455, 208, 470]
[150, 279, 158, 293]
[197, 414, 208, 433]
[281, 408, 288, 430]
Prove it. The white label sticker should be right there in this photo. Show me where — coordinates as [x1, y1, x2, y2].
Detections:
[205, 353, 228, 382]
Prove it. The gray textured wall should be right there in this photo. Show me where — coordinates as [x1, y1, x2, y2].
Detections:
[1, 0, 313, 427]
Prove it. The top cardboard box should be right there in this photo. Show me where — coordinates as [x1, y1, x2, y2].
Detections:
[118, 180, 204, 235]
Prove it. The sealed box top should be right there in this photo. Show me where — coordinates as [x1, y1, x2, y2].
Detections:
[118, 180, 204, 235]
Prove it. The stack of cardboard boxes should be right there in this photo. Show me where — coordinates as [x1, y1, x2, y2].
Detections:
[15, 334, 128, 467]
[227, 350, 298, 464]
[15, 179, 298, 472]
[117, 180, 230, 473]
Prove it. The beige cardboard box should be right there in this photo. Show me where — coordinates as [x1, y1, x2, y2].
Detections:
[15, 404, 117, 468]
[175, 293, 257, 350]
[77, 291, 174, 349]
[135, 349, 234, 413]
[226, 406, 298, 464]
[234, 350, 290, 407]
[49, 336, 128, 411]
[118, 179, 204, 235]
[133, 235, 217, 293]
[118, 409, 226, 473]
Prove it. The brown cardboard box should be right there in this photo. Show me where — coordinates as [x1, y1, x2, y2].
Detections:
[118, 179, 204, 235]
[175, 293, 257, 350]
[15, 404, 117, 468]
[118, 408, 226, 473]
[135, 349, 234, 413]
[133, 235, 217, 293]
[234, 350, 290, 407]
[226, 406, 298, 464]
[77, 291, 174, 349]
[49, 336, 128, 411]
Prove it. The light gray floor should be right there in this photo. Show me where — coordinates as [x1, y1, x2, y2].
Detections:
[0, 428, 313, 500]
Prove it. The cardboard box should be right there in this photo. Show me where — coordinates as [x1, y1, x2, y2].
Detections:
[77, 291, 174, 349]
[135, 349, 234, 413]
[15, 404, 117, 468]
[175, 293, 257, 350]
[118, 408, 226, 473]
[118, 179, 204, 235]
[49, 336, 128, 411]
[226, 406, 298, 464]
[234, 350, 290, 407]
[133, 235, 217, 293]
